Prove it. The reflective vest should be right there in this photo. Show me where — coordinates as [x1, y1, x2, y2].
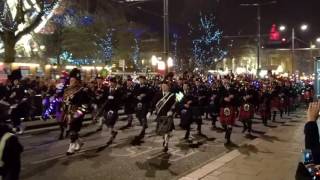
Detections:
[0, 133, 14, 168]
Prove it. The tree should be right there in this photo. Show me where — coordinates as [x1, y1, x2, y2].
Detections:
[189, 13, 227, 70]
[0, 0, 58, 63]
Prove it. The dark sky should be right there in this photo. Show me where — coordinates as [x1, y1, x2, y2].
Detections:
[124, 0, 320, 42]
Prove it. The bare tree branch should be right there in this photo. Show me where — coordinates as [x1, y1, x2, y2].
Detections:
[15, 0, 58, 41]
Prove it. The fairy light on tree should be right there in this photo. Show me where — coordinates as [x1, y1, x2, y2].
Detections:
[172, 33, 178, 70]
[132, 38, 140, 69]
[99, 29, 114, 64]
[189, 13, 227, 70]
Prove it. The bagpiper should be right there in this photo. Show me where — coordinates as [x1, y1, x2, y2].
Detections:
[219, 85, 238, 144]
[151, 81, 176, 152]
[62, 68, 90, 155]
[132, 76, 153, 142]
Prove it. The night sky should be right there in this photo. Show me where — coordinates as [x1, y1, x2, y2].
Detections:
[123, 0, 320, 42]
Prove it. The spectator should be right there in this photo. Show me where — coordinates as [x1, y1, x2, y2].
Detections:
[0, 123, 23, 180]
[304, 101, 320, 164]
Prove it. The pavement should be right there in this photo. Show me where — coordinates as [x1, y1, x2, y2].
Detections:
[19, 108, 306, 180]
[180, 110, 305, 180]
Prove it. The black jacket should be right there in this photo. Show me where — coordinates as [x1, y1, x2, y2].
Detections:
[304, 121, 320, 164]
[0, 124, 23, 180]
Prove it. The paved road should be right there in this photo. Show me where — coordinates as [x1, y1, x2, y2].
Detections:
[19, 110, 303, 180]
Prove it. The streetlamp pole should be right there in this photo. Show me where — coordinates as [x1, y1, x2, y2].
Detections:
[240, 1, 277, 75]
[292, 28, 295, 73]
[257, 5, 261, 73]
[163, 0, 169, 74]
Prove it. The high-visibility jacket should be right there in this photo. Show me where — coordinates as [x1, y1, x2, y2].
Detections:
[0, 133, 14, 168]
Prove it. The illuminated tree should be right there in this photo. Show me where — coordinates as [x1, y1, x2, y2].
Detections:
[98, 30, 114, 64]
[189, 13, 227, 70]
[0, 0, 58, 63]
[132, 38, 140, 69]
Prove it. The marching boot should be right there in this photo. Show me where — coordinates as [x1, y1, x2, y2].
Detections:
[163, 134, 169, 153]
[211, 116, 217, 129]
[225, 128, 232, 144]
[59, 124, 65, 140]
[17, 125, 24, 135]
[242, 121, 248, 133]
[247, 119, 252, 135]
[121, 115, 133, 130]
[184, 125, 191, 140]
[272, 111, 276, 122]
[96, 117, 104, 132]
[74, 139, 83, 151]
[107, 130, 118, 146]
[197, 123, 205, 136]
[66, 143, 76, 155]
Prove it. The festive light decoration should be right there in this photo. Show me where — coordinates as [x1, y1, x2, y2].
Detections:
[79, 16, 94, 26]
[52, 7, 78, 27]
[0, 0, 60, 33]
[60, 51, 73, 62]
[99, 30, 114, 63]
[132, 38, 140, 69]
[189, 13, 227, 69]
[172, 34, 178, 70]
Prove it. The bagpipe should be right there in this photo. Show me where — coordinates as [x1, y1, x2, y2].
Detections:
[155, 93, 176, 136]
[61, 86, 86, 125]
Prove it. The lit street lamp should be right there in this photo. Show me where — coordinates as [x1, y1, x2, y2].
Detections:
[279, 25, 286, 31]
[316, 37, 320, 43]
[151, 55, 158, 66]
[240, 1, 277, 74]
[301, 24, 309, 31]
[279, 24, 312, 73]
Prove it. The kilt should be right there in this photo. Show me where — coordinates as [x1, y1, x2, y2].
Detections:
[191, 106, 203, 124]
[219, 107, 236, 125]
[180, 108, 192, 129]
[135, 103, 148, 119]
[239, 104, 251, 121]
[259, 104, 270, 118]
[104, 110, 118, 128]
[156, 116, 174, 136]
[270, 98, 280, 112]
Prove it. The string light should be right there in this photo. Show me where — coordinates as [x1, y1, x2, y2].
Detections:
[189, 13, 227, 69]
[99, 30, 114, 64]
[132, 38, 140, 69]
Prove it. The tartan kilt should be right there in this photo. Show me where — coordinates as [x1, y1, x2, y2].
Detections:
[219, 107, 235, 125]
[270, 98, 280, 111]
[180, 108, 192, 129]
[259, 104, 270, 118]
[104, 110, 118, 128]
[279, 98, 285, 110]
[156, 116, 174, 136]
[239, 104, 251, 121]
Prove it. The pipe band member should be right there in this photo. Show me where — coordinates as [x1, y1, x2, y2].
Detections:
[62, 68, 89, 155]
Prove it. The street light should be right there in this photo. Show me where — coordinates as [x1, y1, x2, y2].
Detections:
[279, 25, 286, 31]
[158, 61, 166, 71]
[240, 1, 277, 74]
[167, 57, 173, 68]
[279, 24, 310, 73]
[301, 24, 309, 31]
[316, 37, 320, 43]
[151, 55, 158, 66]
